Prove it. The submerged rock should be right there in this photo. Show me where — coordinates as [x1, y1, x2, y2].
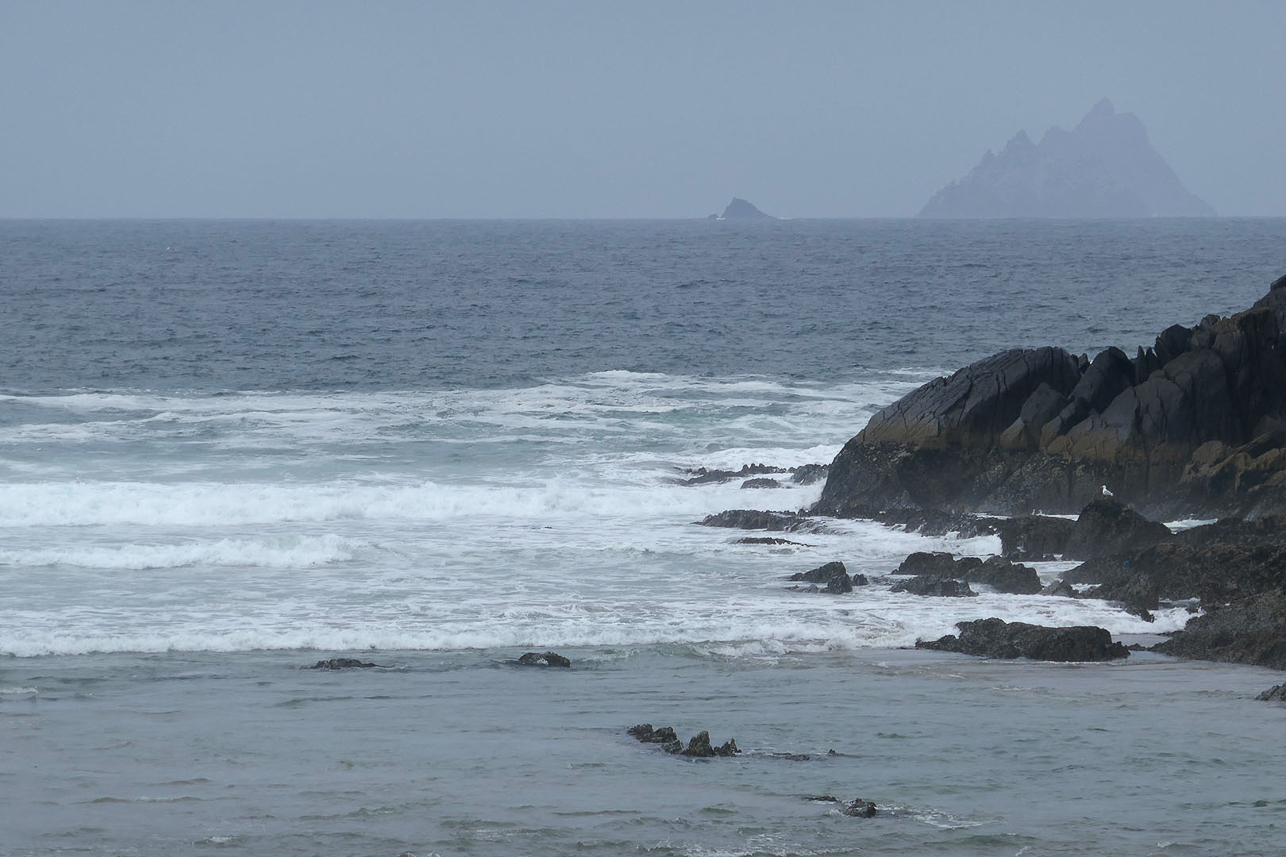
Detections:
[807, 795, 878, 818]
[917, 617, 1129, 661]
[308, 658, 382, 670]
[517, 651, 571, 667]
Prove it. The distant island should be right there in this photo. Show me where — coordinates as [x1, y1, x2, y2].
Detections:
[918, 99, 1215, 219]
[710, 198, 775, 220]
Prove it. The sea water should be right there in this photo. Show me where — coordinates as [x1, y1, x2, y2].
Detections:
[2, 218, 1286, 856]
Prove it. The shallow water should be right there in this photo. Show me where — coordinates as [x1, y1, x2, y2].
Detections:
[4, 647, 1284, 857]
[3, 219, 1286, 855]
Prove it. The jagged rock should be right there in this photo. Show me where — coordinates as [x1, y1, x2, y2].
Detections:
[891, 576, 975, 597]
[790, 464, 830, 485]
[813, 277, 1286, 519]
[629, 724, 737, 757]
[628, 724, 678, 744]
[994, 515, 1074, 560]
[680, 731, 740, 758]
[788, 560, 854, 593]
[816, 347, 1082, 515]
[308, 658, 381, 670]
[517, 651, 571, 667]
[734, 536, 810, 546]
[697, 509, 816, 532]
[918, 99, 1215, 219]
[680, 463, 788, 486]
[741, 477, 783, 489]
[917, 618, 1129, 661]
[1257, 684, 1286, 701]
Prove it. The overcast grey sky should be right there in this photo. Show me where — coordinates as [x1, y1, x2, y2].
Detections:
[2, 1, 1283, 219]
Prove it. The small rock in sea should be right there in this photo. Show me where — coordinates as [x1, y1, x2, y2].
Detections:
[734, 536, 810, 546]
[1041, 579, 1077, 597]
[680, 730, 739, 758]
[308, 657, 381, 670]
[805, 795, 877, 817]
[1256, 684, 1286, 702]
[788, 560, 855, 593]
[740, 477, 783, 489]
[517, 651, 571, 667]
[841, 799, 878, 818]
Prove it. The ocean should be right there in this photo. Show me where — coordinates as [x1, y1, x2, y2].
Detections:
[2, 217, 1285, 856]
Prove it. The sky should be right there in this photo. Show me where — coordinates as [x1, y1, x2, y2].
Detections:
[2, 1, 1283, 219]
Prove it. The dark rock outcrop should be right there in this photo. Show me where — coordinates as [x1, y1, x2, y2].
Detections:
[788, 560, 858, 593]
[1062, 498, 1172, 559]
[1152, 593, 1286, 670]
[517, 651, 571, 668]
[969, 556, 1043, 595]
[741, 478, 783, 489]
[995, 515, 1075, 560]
[807, 796, 879, 818]
[917, 618, 1129, 661]
[891, 576, 975, 597]
[680, 463, 788, 486]
[815, 278, 1286, 519]
[894, 552, 1040, 594]
[628, 724, 738, 758]
[791, 464, 830, 485]
[896, 551, 980, 577]
[697, 509, 817, 532]
[308, 658, 382, 670]
[1257, 684, 1286, 702]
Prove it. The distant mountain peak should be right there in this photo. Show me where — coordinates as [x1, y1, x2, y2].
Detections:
[919, 101, 1215, 219]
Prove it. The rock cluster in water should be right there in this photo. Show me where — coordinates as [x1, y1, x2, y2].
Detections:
[628, 724, 739, 758]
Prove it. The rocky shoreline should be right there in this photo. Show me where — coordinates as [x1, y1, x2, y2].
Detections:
[700, 274, 1286, 689]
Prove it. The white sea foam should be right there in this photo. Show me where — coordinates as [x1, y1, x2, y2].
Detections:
[2, 370, 1178, 660]
[0, 534, 362, 570]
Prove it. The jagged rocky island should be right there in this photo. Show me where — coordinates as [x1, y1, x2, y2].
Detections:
[702, 274, 1286, 676]
[919, 99, 1215, 219]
